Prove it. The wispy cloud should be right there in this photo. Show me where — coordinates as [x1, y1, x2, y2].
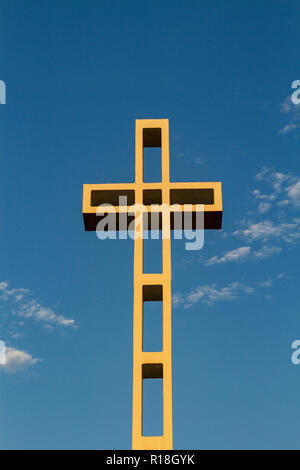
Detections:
[205, 243, 283, 265]
[17, 299, 76, 327]
[0, 280, 77, 329]
[233, 220, 283, 240]
[0, 281, 77, 372]
[205, 167, 300, 268]
[257, 278, 272, 288]
[277, 272, 290, 280]
[0, 346, 41, 373]
[246, 168, 300, 243]
[186, 282, 254, 306]
[205, 246, 251, 265]
[258, 202, 271, 214]
[251, 168, 300, 216]
[254, 167, 297, 196]
[172, 293, 184, 306]
[279, 95, 300, 134]
[286, 180, 300, 207]
[233, 218, 300, 244]
[176, 166, 299, 310]
[279, 123, 299, 134]
[252, 245, 282, 259]
[252, 189, 276, 202]
[0, 281, 29, 302]
[173, 279, 271, 308]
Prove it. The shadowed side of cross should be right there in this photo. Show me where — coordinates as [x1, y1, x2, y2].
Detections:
[82, 119, 222, 450]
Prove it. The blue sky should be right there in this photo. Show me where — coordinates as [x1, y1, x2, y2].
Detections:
[0, 0, 300, 449]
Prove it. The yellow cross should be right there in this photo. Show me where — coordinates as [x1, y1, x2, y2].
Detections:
[82, 119, 222, 450]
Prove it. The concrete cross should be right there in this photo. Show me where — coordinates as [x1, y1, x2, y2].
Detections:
[82, 119, 222, 450]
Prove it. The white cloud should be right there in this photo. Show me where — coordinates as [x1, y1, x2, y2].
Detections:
[174, 282, 255, 308]
[10, 333, 23, 339]
[280, 97, 291, 113]
[206, 243, 282, 265]
[0, 280, 77, 329]
[173, 278, 273, 308]
[272, 172, 291, 192]
[0, 281, 30, 302]
[255, 168, 290, 187]
[287, 181, 300, 206]
[257, 279, 272, 288]
[234, 221, 280, 240]
[277, 272, 290, 280]
[253, 245, 282, 259]
[205, 246, 251, 265]
[277, 199, 290, 207]
[280, 95, 300, 115]
[17, 299, 76, 327]
[252, 189, 276, 204]
[279, 96, 300, 134]
[244, 169, 300, 252]
[279, 123, 298, 134]
[255, 167, 270, 181]
[0, 346, 41, 373]
[233, 218, 300, 244]
[172, 293, 184, 306]
[258, 202, 271, 213]
[253, 168, 300, 206]
[255, 168, 290, 193]
[186, 282, 252, 305]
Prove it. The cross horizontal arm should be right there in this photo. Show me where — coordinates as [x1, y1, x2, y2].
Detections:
[83, 182, 222, 231]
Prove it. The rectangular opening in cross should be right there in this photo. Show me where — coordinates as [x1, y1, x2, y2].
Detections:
[142, 363, 164, 436]
[170, 188, 214, 205]
[143, 300, 163, 352]
[143, 285, 163, 302]
[143, 128, 162, 182]
[91, 189, 135, 207]
[143, 189, 162, 205]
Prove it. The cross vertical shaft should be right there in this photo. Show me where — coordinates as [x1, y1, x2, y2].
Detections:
[132, 120, 173, 450]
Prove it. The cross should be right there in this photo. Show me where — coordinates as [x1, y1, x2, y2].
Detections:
[82, 119, 222, 450]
